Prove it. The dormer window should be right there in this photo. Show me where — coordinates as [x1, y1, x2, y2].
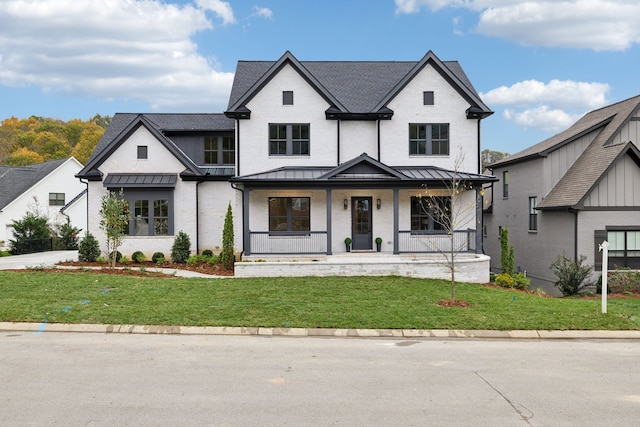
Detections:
[423, 91, 434, 105]
[283, 91, 294, 105]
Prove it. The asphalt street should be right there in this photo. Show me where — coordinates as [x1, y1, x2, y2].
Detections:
[1, 332, 639, 426]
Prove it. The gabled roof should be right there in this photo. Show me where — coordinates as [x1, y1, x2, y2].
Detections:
[77, 113, 234, 180]
[490, 95, 640, 210]
[0, 157, 72, 210]
[226, 50, 492, 120]
[231, 154, 496, 188]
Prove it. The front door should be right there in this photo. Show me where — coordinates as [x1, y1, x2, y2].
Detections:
[351, 197, 372, 250]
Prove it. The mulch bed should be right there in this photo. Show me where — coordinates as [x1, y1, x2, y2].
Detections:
[53, 260, 234, 277]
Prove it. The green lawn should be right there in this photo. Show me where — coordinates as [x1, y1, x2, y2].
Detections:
[1, 271, 639, 330]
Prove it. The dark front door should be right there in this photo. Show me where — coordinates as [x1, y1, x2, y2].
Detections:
[352, 197, 372, 250]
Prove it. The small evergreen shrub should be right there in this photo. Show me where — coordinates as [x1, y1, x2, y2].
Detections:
[512, 272, 530, 290]
[0, 250, 12, 257]
[171, 231, 191, 263]
[494, 273, 515, 288]
[207, 255, 220, 265]
[108, 250, 122, 263]
[202, 249, 214, 258]
[186, 255, 199, 266]
[119, 255, 130, 265]
[220, 204, 235, 270]
[131, 251, 145, 263]
[550, 254, 594, 296]
[78, 232, 100, 262]
[152, 252, 165, 264]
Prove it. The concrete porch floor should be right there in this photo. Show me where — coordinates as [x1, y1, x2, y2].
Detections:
[236, 252, 491, 283]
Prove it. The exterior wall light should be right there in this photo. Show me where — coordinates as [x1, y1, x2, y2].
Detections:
[344, 199, 348, 210]
[376, 199, 381, 209]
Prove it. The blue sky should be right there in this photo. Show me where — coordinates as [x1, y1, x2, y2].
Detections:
[0, 0, 639, 154]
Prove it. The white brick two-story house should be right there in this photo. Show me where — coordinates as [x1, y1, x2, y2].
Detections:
[77, 51, 495, 277]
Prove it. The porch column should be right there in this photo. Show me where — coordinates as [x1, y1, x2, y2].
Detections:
[393, 188, 399, 254]
[326, 189, 332, 255]
[243, 188, 251, 256]
[475, 187, 482, 254]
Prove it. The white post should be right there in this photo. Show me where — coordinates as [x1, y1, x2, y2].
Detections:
[599, 241, 608, 314]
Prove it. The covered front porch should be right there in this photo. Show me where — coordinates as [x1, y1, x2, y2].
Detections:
[231, 153, 495, 258]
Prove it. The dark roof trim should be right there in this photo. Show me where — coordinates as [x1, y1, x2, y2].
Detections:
[77, 115, 201, 179]
[325, 107, 394, 121]
[103, 173, 177, 188]
[373, 50, 493, 118]
[225, 51, 345, 117]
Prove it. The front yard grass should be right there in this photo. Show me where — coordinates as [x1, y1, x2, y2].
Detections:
[1, 271, 639, 330]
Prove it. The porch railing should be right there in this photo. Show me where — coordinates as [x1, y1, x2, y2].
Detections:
[397, 229, 476, 254]
[248, 231, 327, 255]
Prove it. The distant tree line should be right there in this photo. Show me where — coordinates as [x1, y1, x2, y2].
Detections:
[0, 114, 110, 166]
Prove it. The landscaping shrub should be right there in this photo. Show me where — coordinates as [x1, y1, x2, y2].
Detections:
[54, 218, 81, 250]
[171, 231, 191, 263]
[131, 251, 146, 263]
[606, 267, 640, 293]
[108, 250, 122, 263]
[119, 255, 130, 265]
[550, 254, 594, 296]
[152, 252, 165, 264]
[0, 251, 12, 257]
[494, 273, 515, 288]
[512, 272, 530, 290]
[78, 232, 100, 262]
[220, 204, 235, 270]
[202, 249, 214, 258]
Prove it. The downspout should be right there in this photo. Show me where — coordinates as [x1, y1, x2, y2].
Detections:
[230, 183, 246, 257]
[80, 177, 89, 235]
[377, 120, 381, 162]
[570, 208, 579, 262]
[477, 120, 481, 174]
[336, 120, 341, 165]
[195, 179, 204, 254]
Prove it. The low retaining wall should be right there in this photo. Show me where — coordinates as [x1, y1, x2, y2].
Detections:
[235, 254, 491, 283]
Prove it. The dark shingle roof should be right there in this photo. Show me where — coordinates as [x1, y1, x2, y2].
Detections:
[86, 113, 234, 166]
[227, 51, 490, 116]
[490, 95, 640, 209]
[0, 157, 70, 210]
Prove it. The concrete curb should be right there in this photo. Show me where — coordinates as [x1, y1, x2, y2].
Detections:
[2, 322, 639, 339]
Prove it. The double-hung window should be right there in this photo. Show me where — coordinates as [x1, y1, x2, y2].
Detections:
[410, 196, 451, 232]
[204, 136, 235, 165]
[269, 124, 309, 156]
[269, 197, 310, 234]
[529, 197, 537, 231]
[409, 124, 449, 156]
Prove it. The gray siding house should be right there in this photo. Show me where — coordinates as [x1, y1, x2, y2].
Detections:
[484, 95, 640, 292]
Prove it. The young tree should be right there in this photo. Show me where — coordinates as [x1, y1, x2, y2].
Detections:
[220, 203, 235, 270]
[99, 189, 129, 268]
[418, 149, 484, 302]
[8, 197, 51, 254]
[499, 226, 515, 276]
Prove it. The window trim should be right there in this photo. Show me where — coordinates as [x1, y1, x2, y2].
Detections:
[503, 171, 509, 199]
[49, 192, 65, 206]
[268, 197, 310, 235]
[410, 195, 451, 233]
[120, 189, 174, 237]
[268, 123, 310, 156]
[282, 91, 294, 105]
[528, 196, 537, 232]
[409, 123, 449, 156]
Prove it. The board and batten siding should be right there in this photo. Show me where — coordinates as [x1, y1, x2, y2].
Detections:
[583, 154, 640, 207]
[542, 129, 597, 196]
[609, 111, 640, 145]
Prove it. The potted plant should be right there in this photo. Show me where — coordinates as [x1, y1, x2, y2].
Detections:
[344, 237, 352, 252]
[375, 237, 382, 252]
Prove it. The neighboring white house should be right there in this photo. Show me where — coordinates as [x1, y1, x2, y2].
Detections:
[0, 157, 86, 249]
[77, 51, 495, 265]
[484, 95, 640, 294]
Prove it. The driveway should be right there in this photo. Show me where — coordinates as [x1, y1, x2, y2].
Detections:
[0, 250, 78, 270]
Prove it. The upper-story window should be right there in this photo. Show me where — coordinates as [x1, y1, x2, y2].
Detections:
[409, 123, 449, 156]
[49, 192, 65, 206]
[423, 91, 434, 105]
[204, 136, 235, 165]
[283, 91, 294, 105]
[529, 196, 537, 231]
[269, 124, 310, 156]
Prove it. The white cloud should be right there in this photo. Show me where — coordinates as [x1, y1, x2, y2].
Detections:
[196, 0, 236, 25]
[395, 0, 640, 51]
[252, 6, 273, 19]
[0, 0, 235, 112]
[482, 79, 610, 131]
[503, 106, 581, 132]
